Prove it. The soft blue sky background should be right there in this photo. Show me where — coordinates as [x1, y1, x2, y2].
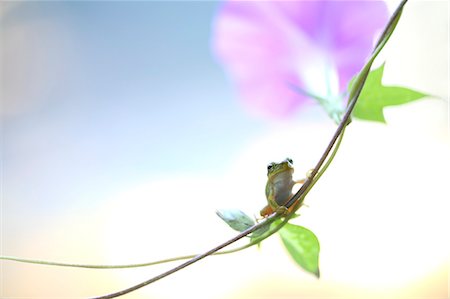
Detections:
[2, 2, 271, 223]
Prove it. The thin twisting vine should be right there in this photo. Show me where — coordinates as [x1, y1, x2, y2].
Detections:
[89, 1, 408, 298]
[0, 1, 408, 298]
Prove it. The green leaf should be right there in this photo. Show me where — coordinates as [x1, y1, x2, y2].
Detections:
[278, 223, 320, 278]
[249, 218, 284, 248]
[249, 222, 271, 240]
[352, 63, 428, 123]
[216, 209, 255, 232]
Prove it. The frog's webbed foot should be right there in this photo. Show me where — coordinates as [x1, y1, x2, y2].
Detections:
[255, 214, 267, 223]
[275, 206, 289, 216]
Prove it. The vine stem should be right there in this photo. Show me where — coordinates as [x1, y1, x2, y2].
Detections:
[285, 0, 407, 210]
[91, 211, 282, 299]
[92, 1, 407, 297]
[0, 237, 262, 269]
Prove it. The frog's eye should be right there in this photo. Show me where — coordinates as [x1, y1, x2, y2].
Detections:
[267, 163, 274, 171]
[286, 158, 293, 164]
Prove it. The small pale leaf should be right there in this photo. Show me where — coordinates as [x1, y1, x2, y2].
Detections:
[216, 209, 255, 232]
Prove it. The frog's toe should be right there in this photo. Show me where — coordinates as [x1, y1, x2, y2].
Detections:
[275, 206, 289, 216]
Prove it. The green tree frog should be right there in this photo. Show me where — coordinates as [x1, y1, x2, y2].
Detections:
[260, 158, 305, 217]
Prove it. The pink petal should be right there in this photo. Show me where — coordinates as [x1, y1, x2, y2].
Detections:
[212, 0, 389, 118]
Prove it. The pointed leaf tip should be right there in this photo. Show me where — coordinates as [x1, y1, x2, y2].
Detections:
[351, 63, 429, 123]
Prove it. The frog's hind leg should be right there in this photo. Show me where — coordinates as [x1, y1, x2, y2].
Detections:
[259, 205, 274, 218]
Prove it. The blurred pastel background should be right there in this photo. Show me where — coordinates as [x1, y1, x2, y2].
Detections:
[1, 1, 448, 298]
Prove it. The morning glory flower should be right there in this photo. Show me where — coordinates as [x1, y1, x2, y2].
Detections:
[212, 1, 389, 119]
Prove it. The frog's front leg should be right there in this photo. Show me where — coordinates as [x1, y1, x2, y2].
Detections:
[295, 178, 306, 184]
[294, 168, 314, 185]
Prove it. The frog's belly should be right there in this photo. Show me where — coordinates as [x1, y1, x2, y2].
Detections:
[272, 182, 293, 206]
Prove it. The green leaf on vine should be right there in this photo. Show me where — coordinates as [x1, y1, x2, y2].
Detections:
[216, 209, 255, 232]
[278, 222, 320, 278]
[352, 63, 429, 123]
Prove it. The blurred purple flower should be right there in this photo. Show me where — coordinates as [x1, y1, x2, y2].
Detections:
[212, 1, 389, 118]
